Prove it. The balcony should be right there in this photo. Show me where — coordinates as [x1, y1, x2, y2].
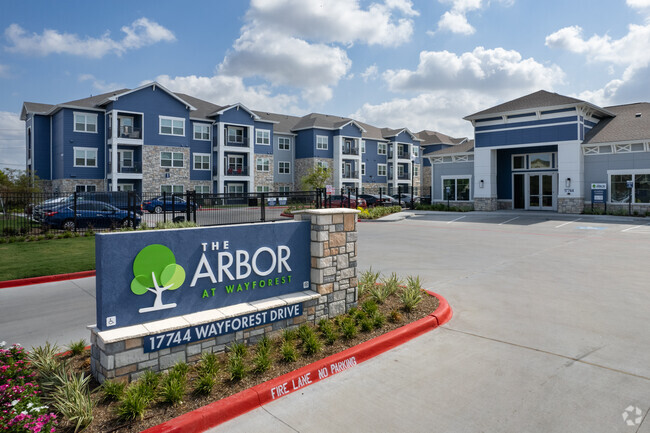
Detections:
[342, 146, 359, 155]
[108, 162, 142, 176]
[397, 150, 410, 159]
[108, 114, 143, 143]
[397, 172, 410, 180]
[342, 170, 359, 179]
[219, 166, 250, 176]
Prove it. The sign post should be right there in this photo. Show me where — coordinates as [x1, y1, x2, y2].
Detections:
[590, 183, 607, 213]
[627, 180, 633, 215]
[446, 186, 451, 210]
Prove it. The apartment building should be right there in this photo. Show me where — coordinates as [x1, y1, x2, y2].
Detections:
[21, 82, 432, 196]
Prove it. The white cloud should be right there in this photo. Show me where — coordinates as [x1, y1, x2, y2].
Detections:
[434, 0, 514, 35]
[246, 0, 417, 47]
[4, 18, 175, 58]
[361, 65, 379, 82]
[153, 74, 301, 115]
[219, 28, 351, 101]
[351, 91, 498, 138]
[78, 74, 124, 93]
[627, 0, 650, 9]
[383, 47, 564, 95]
[0, 111, 25, 171]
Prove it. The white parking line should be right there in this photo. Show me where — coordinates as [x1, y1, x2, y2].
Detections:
[447, 216, 466, 224]
[555, 218, 581, 228]
[621, 223, 650, 232]
[498, 217, 519, 225]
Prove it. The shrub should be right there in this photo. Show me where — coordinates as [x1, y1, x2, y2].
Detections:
[369, 284, 390, 304]
[252, 348, 272, 374]
[28, 341, 61, 377]
[170, 361, 189, 379]
[229, 342, 247, 358]
[193, 371, 216, 395]
[197, 352, 220, 376]
[302, 333, 322, 356]
[297, 324, 316, 343]
[160, 372, 186, 405]
[137, 370, 160, 402]
[361, 299, 378, 316]
[382, 272, 403, 297]
[281, 328, 297, 343]
[66, 339, 87, 356]
[359, 268, 380, 296]
[372, 311, 386, 329]
[318, 319, 338, 345]
[359, 317, 374, 333]
[280, 341, 298, 363]
[400, 286, 423, 313]
[339, 317, 358, 340]
[389, 309, 403, 323]
[227, 353, 246, 381]
[115, 386, 149, 422]
[100, 379, 126, 402]
[51, 370, 94, 432]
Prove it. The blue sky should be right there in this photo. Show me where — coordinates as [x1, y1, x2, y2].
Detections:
[2, 0, 650, 170]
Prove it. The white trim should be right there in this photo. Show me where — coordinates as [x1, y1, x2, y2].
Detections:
[465, 102, 614, 122]
[160, 151, 184, 168]
[194, 185, 211, 194]
[73, 147, 98, 167]
[278, 160, 291, 174]
[227, 126, 245, 143]
[377, 163, 387, 177]
[278, 136, 291, 151]
[474, 120, 578, 135]
[316, 135, 328, 150]
[193, 122, 211, 141]
[255, 129, 271, 145]
[161, 184, 185, 194]
[441, 175, 472, 201]
[193, 153, 211, 171]
[377, 143, 387, 155]
[159, 116, 185, 136]
[210, 103, 261, 120]
[256, 157, 270, 172]
[101, 82, 197, 111]
[73, 112, 98, 133]
[361, 163, 366, 176]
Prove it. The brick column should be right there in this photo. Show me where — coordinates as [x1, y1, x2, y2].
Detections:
[293, 208, 360, 320]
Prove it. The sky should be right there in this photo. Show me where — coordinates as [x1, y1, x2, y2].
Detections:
[2, 0, 650, 171]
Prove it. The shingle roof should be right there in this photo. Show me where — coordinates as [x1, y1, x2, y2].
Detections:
[291, 113, 355, 131]
[254, 111, 303, 134]
[356, 121, 387, 141]
[175, 93, 223, 120]
[464, 90, 591, 119]
[426, 140, 474, 156]
[64, 89, 130, 109]
[22, 102, 54, 114]
[583, 103, 650, 144]
[416, 130, 467, 146]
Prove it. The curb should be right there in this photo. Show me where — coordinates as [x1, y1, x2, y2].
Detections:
[143, 291, 452, 433]
[0, 270, 96, 289]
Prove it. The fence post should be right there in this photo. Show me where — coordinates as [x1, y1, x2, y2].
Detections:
[128, 191, 135, 228]
[379, 187, 383, 206]
[73, 191, 78, 233]
[192, 191, 197, 223]
[163, 191, 167, 224]
[185, 190, 191, 223]
[398, 185, 402, 207]
[260, 192, 266, 222]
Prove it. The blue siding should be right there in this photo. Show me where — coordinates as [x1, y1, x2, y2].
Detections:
[337, 123, 363, 137]
[496, 145, 558, 199]
[189, 125, 212, 180]
[33, 115, 51, 179]
[62, 109, 105, 179]
[475, 116, 577, 132]
[217, 106, 256, 126]
[253, 121, 273, 154]
[108, 86, 190, 148]
[476, 124, 578, 147]
[361, 139, 388, 182]
[52, 111, 64, 179]
[295, 128, 333, 159]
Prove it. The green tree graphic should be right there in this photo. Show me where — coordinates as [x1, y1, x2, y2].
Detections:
[130, 244, 186, 313]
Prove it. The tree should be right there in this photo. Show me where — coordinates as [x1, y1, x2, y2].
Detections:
[0, 168, 41, 194]
[301, 165, 333, 190]
[131, 244, 186, 313]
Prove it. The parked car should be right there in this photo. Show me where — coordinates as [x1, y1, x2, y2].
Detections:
[358, 194, 397, 207]
[391, 193, 420, 204]
[328, 194, 367, 209]
[40, 200, 140, 230]
[78, 191, 143, 214]
[143, 196, 198, 213]
[28, 196, 70, 217]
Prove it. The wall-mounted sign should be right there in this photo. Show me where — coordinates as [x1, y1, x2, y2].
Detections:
[96, 221, 310, 331]
[591, 183, 607, 190]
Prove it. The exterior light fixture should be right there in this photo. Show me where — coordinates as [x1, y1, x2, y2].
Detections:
[566, 178, 571, 188]
[479, 179, 484, 188]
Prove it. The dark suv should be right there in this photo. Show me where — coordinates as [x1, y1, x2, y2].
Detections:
[77, 191, 143, 214]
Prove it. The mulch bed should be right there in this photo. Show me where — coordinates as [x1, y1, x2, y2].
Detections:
[59, 292, 439, 432]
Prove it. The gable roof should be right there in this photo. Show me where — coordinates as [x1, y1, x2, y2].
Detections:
[291, 113, 353, 131]
[427, 139, 475, 156]
[97, 82, 196, 111]
[380, 127, 422, 141]
[175, 93, 223, 121]
[583, 102, 650, 144]
[464, 90, 614, 120]
[254, 111, 302, 134]
[416, 130, 467, 146]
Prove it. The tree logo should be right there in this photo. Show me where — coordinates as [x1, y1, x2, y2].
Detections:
[131, 244, 186, 313]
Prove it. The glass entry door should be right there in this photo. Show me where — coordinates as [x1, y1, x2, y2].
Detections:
[527, 173, 556, 210]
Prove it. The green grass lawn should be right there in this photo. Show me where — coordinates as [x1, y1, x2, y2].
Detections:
[0, 236, 95, 281]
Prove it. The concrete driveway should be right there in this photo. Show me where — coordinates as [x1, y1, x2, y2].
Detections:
[211, 211, 650, 433]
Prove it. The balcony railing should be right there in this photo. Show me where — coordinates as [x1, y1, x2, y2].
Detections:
[108, 125, 142, 139]
[398, 172, 410, 180]
[108, 162, 142, 174]
[397, 151, 410, 159]
[224, 166, 249, 176]
[342, 170, 359, 179]
[342, 146, 359, 155]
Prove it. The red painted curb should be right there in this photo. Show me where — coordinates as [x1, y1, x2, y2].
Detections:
[0, 270, 96, 289]
[143, 291, 452, 433]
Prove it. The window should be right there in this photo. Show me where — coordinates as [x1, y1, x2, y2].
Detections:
[256, 157, 270, 172]
[279, 186, 291, 193]
[161, 185, 184, 194]
[118, 184, 134, 192]
[161, 151, 184, 168]
[609, 172, 650, 203]
[74, 112, 97, 133]
[377, 164, 387, 176]
[120, 150, 133, 168]
[256, 129, 270, 145]
[413, 146, 419, 157]
[413, 165, 419, 176]
[193, 153, 210, 170]
[361, 163, 366, 176]
[228, 127, 244, 143]
[442, 177, 471, 201]
[74, 147, 97, 167]
[361, 140, 366, 153]
[529, 153, 552, 169]
[316, 135, 328, 150]
[194, 185, 210, 194]
[512, 152, 556, 170]
[193, 123, 211, 141]
[278, 161, 291, 174]
[256, 186, 270, 192]
[378, 143, 387, 155]
[278, 137, 291, 150]
[317, 161, 329, 169]
[513, 155, 525, 170]
[160, 116, 185, 136]
[228, 184, 244, 194]
[75, 184, 97, 192]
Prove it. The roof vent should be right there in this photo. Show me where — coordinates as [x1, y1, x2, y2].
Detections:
[635, 113, 642, 118]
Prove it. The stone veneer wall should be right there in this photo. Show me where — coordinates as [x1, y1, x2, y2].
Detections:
[497, 200, 512, 210]
[142, 146, 190, 192]
[274, 182, 293, 191]
[294, 158, 334, 190]
[421, 166, 431, 197]
[51, 179, 105, 193]
[361, 183, 388, 194]
[90, 208, 359, 383]
[558, 197, 584, 214]
[254, 154, 274, 190]
[474, 197, 498, 211]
